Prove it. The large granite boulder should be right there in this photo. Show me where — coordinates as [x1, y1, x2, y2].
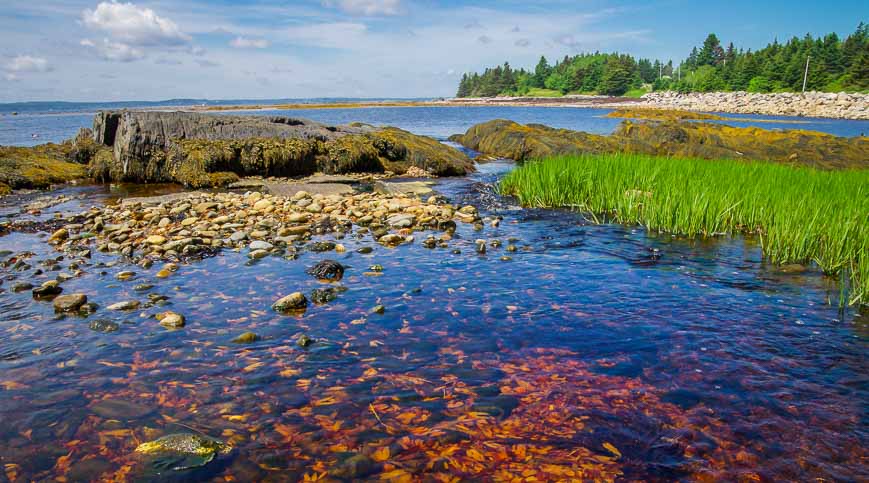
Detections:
[89, 111, 473, 186]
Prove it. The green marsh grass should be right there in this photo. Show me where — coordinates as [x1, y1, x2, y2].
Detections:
[500, 153, 869, 306]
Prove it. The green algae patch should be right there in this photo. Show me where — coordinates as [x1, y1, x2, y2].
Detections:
[451, 119, 869, 169]
[501, 153, 869, 306]
[0, 144, 89, 191]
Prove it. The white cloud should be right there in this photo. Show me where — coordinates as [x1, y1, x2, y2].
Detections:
[322, 0, 401, 16]
[81, 1, 191, 47]
[81, 38, 146, 62]
[286, 22, 367, 48]
[5, 55, 52, 73]
[230, 36, 270, 49]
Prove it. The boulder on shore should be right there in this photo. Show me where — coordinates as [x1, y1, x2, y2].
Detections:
[88, 111, 474, 186]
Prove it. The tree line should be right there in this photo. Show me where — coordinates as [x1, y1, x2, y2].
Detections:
[455, 23, 868, 97]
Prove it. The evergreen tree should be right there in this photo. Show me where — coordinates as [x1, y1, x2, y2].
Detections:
[533, 56, 551, 88]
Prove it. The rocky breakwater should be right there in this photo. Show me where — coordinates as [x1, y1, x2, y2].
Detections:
[450, 118, 869, 169]
[88, 111, 474, 187]
[639, 91, 869, 120]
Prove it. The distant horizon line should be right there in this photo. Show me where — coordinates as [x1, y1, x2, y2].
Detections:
[0, 97, 444, 107]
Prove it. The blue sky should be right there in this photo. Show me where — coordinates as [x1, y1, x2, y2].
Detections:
[0, 0, 865, 101]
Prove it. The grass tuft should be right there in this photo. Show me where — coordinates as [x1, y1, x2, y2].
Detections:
[500, 153, 869, 306]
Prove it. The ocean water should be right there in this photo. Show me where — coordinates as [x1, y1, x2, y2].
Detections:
[2, 100, 868, 146]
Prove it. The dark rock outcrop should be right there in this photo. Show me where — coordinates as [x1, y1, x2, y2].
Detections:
[449, 119, 869, 169]
[89, 111, 474, 186]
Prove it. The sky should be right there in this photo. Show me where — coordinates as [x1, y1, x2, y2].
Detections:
[0, 0, 866, 102]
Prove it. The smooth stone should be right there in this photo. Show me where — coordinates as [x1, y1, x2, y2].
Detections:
[157, 311, 185, 329]
[53, 293, 87, 312]
[374, 181, 434, 197]
[273, 292, 308, 312]
[145, 235, 166, 245]
[371, 304, 385, 315]
[32, 280, 62, 297]
[107, 300, 140, 311]
[12, 282, 34, 292]
[232, 332, 260, 344]
[248, 249, 269, 260]
[386, 213, 416, 228]
[378, 234, 405, 246]
[249, 240, 274, 251]
[115, 271, 136, 281]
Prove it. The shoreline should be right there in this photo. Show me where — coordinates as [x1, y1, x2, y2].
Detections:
[172, 91, 869, 121]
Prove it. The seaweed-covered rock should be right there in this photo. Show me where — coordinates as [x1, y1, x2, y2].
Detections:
[89, 111, 473, 186]
[448, 119, 619, 161]
[615, 120, 869, 169]
[0, 144, 88, 191]
[450, 118, 869, 169]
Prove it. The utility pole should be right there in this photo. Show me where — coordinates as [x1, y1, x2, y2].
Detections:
[659, 63, 662, 80]
[802, 55, 810, 93]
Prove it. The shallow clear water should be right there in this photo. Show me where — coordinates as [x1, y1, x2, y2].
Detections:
[0, 154, 866, 481]
[3, 103, 869, 146]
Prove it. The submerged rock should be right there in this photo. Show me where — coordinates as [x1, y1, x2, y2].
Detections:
[134, 433, 231, 472]
[232, 332, 260, 344]
[311, 286, 345, 305]
[297, 334, 314, 348]
[91, 398, 154, 420]
[88, 319, 120, 333]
